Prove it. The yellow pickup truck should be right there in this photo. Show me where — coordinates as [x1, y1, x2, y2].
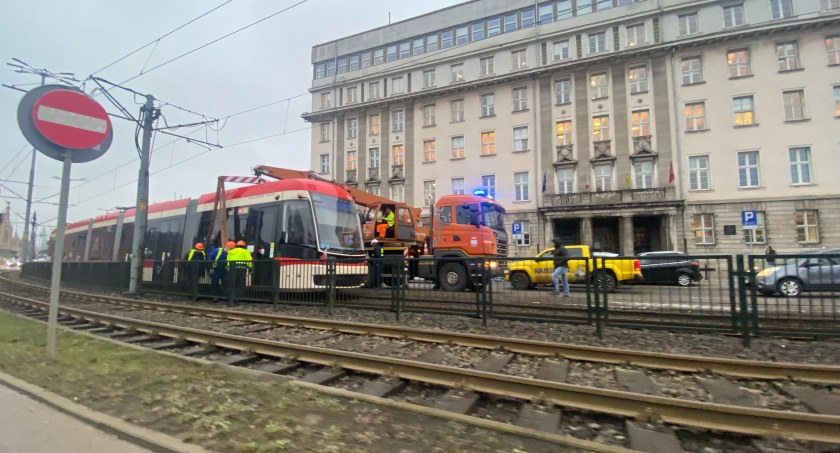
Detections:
[504, 245, 642, 292]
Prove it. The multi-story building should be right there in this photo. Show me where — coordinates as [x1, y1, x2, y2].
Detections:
[304, 0, 840, 256]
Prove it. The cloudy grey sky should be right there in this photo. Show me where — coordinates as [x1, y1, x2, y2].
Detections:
[0, 0, 461, 245]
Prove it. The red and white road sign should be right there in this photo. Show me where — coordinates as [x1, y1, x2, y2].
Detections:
[31, 89, 111, 150]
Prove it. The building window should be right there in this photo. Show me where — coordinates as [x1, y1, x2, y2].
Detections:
[392, 145, 404, 166]
[834, 86, 840, 116]
[368, 147, 380, 170]
[413, 37, 425, 56]
[634, 159, 655, 189]
[391, 183, 404, 203]
[796, 210, 819, 243]
[451, 63, 464, 83]
[399, 42, 410, 59]
[423, 69, 435, 89]
[373, 49, 384, 65]
[442, 30, 454, 48]
[553, 40, 570, 61]
[392, 109, 404, 132]
[737, 151, 761, 188]
[320, 122, 330, 142]
[481, 175, 496, 198]
[472, 21, 485, 41]
[789, 146, 812, 185]
[727, 49, 751, 77]
[626, 23, 646, 47]
[368, 114, 380, 135]
[346, 86, 358, 104]
[828, 35, 840, 65]
[347, 117, 358, 138]
[588, 31, 607, 53]
[515, 220, 532, 247]
[319, 154, 330, 174]
[592, 115, 610, 141]
[594, 163, 613, 191]
[423, 180, 436, 207]
[326, 60, 336, 77]
[451, 136, 465, 159]
[315, 63, 325, 80]
[480, 56, 494, 76]
[337, 56, 348, 74]
[392, 77, 404, 94]
[513, 87, 528, 111]
[367, 184, 380, 197]
[693, 214, 715, 245]
[723, 3, 745, 28]
[732, 95, 755, 126]
[539, 2, 554, 24]
[590, 72, 608, 99]
[678, 12, 699, 36]
[556, 120, 572, 145]
[512, 49, 527, 69]
[684, 102, 706, 131]
[487, 17, 501, 37]
[504, 13, 517, 32]
[369, 82, 381, 100]
[320, 92, 331, 109]
[423, 140, 437, 162]
[628, 65, 648, 94]
[557, 0, 573, 19]
[776, 42, 800, 71]
[681, 56, 703, 85]
[689, 155, 710, 190]
[451, 178, 465, 195]
[631, 110, 650, 137]
[480, 93, 495, 117]
[456, 26, 469, 45]
[513, 127, 529, 151]
[823, 0, 840, 11]
[771, 0, 794, 19]
[514, 172, 530, 201]
[783, 89, 807, 121]
[556, 166, 575, 194]
[427, 34, 439, 52]
[423, 104, 436, 127]
[361, 52, 372, 68]
[346, 150, 357, 171]
[522, 7, 536, 26]
[451, 99, 465, 122]
[555, 78, 572, 104]
[481, 131, 496, 156]
[743, 212, 766, 244]
[386, 45, 397, 62]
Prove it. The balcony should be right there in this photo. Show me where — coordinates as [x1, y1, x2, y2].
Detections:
[544, 187, 677, 208]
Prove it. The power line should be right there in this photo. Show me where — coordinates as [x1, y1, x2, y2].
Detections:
[0, 144, 30, 175]
[88, 0, 236, 77]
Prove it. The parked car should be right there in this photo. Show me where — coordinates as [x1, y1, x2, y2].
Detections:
[636, 251, 703, 287]
[504, 245, 642, 292]
[754, 248, 840, 297]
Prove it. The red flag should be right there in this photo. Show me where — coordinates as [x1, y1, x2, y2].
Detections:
[668, 160, 675, 184]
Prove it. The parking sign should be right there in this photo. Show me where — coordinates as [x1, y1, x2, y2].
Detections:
[741, 210, 757, 227]
[512, 222, 522, 235]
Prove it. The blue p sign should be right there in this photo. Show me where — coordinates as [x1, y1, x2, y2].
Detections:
[512, 222, 522, 234]
[741, 210, 757, 226]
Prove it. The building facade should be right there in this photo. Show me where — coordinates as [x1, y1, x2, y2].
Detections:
[0, 204, 21, 258]
[304, 0, 840, 256]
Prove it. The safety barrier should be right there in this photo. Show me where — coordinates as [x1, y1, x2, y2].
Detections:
[18, 253, 840, 344]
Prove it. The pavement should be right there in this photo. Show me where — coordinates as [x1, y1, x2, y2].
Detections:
[0, 384, 153, 453]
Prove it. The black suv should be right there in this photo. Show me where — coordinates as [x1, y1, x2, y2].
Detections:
[637, 251, 702, 286]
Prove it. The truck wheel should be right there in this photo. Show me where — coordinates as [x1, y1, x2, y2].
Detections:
[439, 262, 468, 292]
[593, 271, 617, 293]
[510, 272, 532, 290]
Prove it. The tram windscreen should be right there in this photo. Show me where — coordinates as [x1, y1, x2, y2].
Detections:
[311, 192, 364, 253]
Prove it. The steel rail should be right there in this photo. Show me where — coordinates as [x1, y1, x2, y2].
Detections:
[4, 277, 840, 385]
[1, 290, 839, 444]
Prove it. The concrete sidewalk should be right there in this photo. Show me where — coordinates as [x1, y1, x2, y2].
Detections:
[0, 384, 153, 453]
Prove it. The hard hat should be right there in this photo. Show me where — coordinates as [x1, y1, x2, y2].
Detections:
[237, 240, 246, 247]
[195, 243, 205, 250]
[226, 241, 236, 249]
[371, 238, 378, 243]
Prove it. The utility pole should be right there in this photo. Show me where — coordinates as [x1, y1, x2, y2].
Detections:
[30, 211, 37, 257]
[19, 74, 46, 264]
[128, 95, 158, 294]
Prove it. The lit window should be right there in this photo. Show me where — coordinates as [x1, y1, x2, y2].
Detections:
[634, 159, 654, 189]
[826, 35, 840, 65]
[346, 150, 357, 171]
[556, 166, 575, 194]
[693, 214, 715, 245]
[451, 136, 465, 159]
[684, 102, 706, 131]
[481, 131, 496, 156]
[556, 120, 572, 145]
[513, 87, 528, 111]
[628, 65, 648, 93]
[678, 12, 699, 36]
[588, 31, 607, 53]
[737, 151, 761, 188]
[512, 49, 528, 69]
[451, 63, 465, 83]
[422, 104, 436, 127]
[631, 110, 650, 137]
[368, 114, 380, 135]
[776, 42, 800, 71]
[727, 49, 751, 77]
[553, 40, 570, 61]
[392, 109, 404, 132]
[514, 172, 530, 201]
[554, 78, 572, 104]
[481, 175, 496, 198]
[594, 163, 613, 191]
[689, 155, 710, 191]
[834, 86, 840, 116]
[743, 212, 766, 244]
[513, 127, 529, 151]
[626, 23, 646, 46]
[592, 115, 610, 141]
[392, 145, 404, 166]
[590, 72, 608, 99]
[450, 99, 465, 122]
[423, 140, 437, 162]
[783, 89, 807, 121]
[795, 210, 819, 243]
[723, 3, 745, 28]
[789, 147, 812, 185]
[480, 93, 495, 117]
[732, 95, 755, 126]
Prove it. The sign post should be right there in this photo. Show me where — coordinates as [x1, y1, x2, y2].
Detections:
[17, 84, 112, 358]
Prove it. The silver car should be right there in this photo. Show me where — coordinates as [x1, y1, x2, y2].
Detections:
[754, 248, 840, 297]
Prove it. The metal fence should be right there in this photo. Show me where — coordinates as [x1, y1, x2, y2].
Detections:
[19, 253, 840, 343]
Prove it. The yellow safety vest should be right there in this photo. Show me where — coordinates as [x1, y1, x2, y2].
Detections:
[226, 247, 253, 269]
[384, 211, 395, 227]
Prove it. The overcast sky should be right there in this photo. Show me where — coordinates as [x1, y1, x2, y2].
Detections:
[0, 0, 461, 245]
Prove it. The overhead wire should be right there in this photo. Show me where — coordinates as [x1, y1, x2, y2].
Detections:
[0, 144, 30, 176]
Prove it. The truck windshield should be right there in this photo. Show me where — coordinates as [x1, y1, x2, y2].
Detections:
[311, 192, 364, 254]
[482, 202, 506, 232]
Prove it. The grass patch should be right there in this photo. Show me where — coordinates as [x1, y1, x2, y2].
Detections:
[0, 311, 579, 452]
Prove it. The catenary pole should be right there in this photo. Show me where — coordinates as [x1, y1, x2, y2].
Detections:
[46, 152, 72, 358]
[128, 95, 157, 294]
[20, 74, 46, 263]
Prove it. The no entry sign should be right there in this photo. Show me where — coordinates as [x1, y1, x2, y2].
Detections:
[17, 84, 113, 162]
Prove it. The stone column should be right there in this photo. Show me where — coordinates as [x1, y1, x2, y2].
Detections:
[667, 212, 678, 251]
[620, 216, 634, 256]
[580, 216, 593, 246]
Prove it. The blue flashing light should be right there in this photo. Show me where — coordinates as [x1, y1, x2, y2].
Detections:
[472, 188, 487, 197]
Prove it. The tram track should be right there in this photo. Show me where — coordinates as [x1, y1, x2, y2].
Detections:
[1, 279, 839, 448]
